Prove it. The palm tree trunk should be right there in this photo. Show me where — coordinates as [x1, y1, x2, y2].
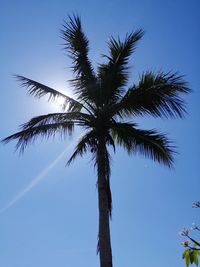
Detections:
[97, 137, 113, 267]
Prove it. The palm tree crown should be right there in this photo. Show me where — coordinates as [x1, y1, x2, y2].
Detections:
[2, 15, 190, 267]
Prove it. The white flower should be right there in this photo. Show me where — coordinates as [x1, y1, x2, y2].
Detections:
[179, 227, 190, 236]
[191, 223, 199, 230]
[192, 201, 200, 208]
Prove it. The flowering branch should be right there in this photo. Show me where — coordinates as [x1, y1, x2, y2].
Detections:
[180, 202, 200, 266]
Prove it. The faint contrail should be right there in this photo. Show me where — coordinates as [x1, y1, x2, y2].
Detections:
[0, 140, 77, 214]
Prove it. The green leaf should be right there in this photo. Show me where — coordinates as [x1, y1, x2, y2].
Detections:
[184, 249, 191, 267]
[193, 251, 199, 266]
[183, 249, 189, 259]
[190, 250, 194, 264]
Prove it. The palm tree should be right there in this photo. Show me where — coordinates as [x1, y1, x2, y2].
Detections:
[2, 15, 190, 267]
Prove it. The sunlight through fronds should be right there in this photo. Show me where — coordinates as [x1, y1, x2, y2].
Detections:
[2, 15, 190, 267]
[14, 75, 82, 112]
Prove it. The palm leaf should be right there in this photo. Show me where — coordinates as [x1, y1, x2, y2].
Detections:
[111, 122, 175, 168]
[21, 112, 92, 129]
[67, 130, 97, 165]
[15, 75, 82, 112]
[117, 71, 190, 118]
[97, 30, 144, 104]
[61, 15, 97, 103]
[105, 133, 116, 152]
[2, 122, 74, 153]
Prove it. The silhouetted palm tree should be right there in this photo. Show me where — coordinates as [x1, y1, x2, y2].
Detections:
[2, 15, 190, 267]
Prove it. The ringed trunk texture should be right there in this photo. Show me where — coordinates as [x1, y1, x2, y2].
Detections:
[97, 138, 113, 267]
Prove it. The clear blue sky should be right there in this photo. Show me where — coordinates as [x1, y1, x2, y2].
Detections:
[0, 1, 199, 266]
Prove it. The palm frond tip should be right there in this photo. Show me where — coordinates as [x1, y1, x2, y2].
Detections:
[97, 30, 144, 104]
[2, 122, 74, 153]
[14, 75, 82, 112]
[111, 123, 175, 168]
[61, 15, 96, 101]
[117, 71, 190, 119]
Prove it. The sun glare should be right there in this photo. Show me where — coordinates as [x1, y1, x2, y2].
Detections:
[56, 96, 66, 106]
[46, 79, 75, 112]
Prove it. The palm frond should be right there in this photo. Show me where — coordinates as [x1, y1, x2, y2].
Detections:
[97, 30, 144, 104]
[117, 71, 190, 118]
[61, 15, 97, 102]
[105, 133, 116, 152]
[2, 122, 74, 153]
[15, 75, 82, 112]
[111, 122, 175, 168]
[21, 112, 92, 129]
[67, 130, 97, 165]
